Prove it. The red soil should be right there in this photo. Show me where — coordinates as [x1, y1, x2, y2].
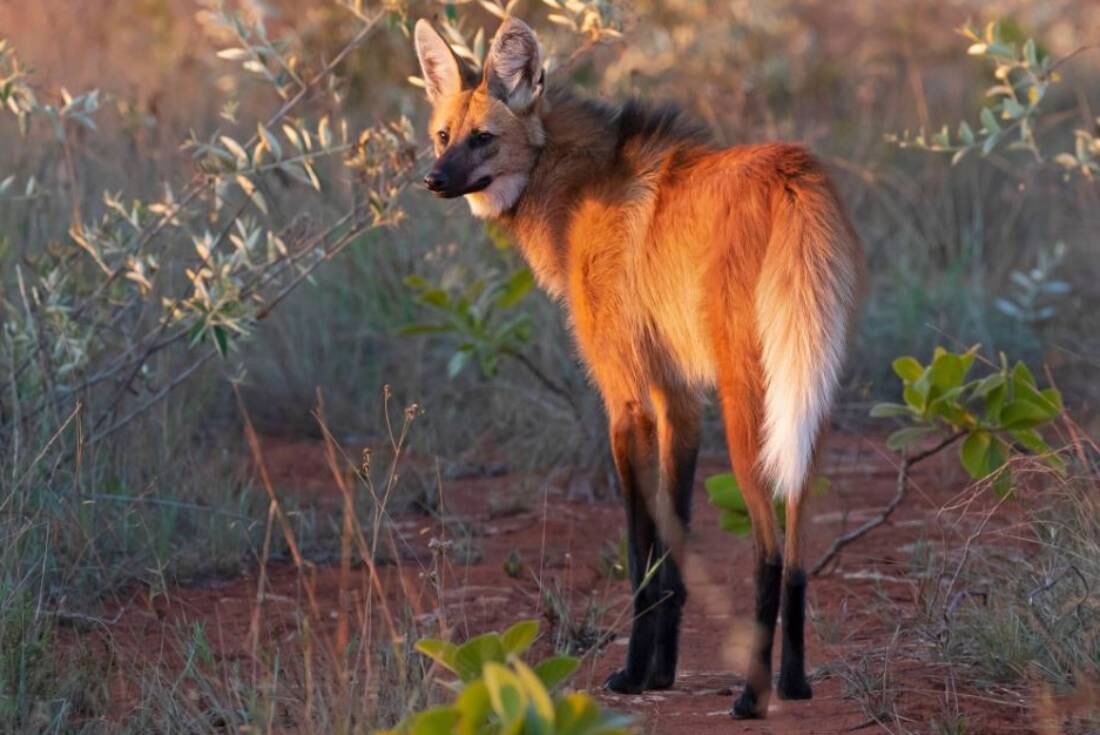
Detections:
[97, 432, 1033, 733]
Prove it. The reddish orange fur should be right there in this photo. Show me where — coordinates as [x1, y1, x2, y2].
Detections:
[415, 18, 865, 711]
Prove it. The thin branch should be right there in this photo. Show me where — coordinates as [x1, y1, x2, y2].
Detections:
[83, 350, 218, 448]
[502, 347, 579, 418]
[812, 430, 966, 576]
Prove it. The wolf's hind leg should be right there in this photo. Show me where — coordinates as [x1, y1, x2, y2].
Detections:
[603, 399, 662, 695]
[778, 487, 814, 700]
[643, 385, 700, 690]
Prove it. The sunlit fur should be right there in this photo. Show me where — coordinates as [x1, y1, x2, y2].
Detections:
[422, 74, 863, 500]
[416, 17, 865, 711]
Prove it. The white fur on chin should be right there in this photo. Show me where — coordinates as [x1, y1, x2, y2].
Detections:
[465, 174, 528, 218]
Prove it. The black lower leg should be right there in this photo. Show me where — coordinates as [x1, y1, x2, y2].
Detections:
[647, 558, 686, 689]
[731, 556, 783, 719]
[647, 441, 696, 688]
[604, 489, 660, 694]
[778, 568, 813, 700]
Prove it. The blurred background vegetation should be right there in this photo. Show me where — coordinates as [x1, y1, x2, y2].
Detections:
[1, 0, 1098, 731]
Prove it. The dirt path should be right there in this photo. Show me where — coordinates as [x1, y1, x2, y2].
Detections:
[101, 433, 1028, 733]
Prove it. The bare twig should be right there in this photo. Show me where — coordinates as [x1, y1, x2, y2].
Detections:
[812, 431, 966, 576]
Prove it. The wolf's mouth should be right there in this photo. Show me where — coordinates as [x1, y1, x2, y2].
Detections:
[428, 175, 493, 199]
[460, 176, 493, 196]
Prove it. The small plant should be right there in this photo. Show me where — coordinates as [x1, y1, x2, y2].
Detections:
[541, 580, 609, 657]
[704, 473, 786, 536]
[503, 548, 524, 579]
[814, 346, 1065, 574]
[402, 265, 582, 419]
[993, 241, 1072, 325]
[596, 536, 628, 581]
[704, 473, 830, 536]
[381, 620, 632, 735]
[871, 345, 1064, 495]
[887, 20, 1099, 174]
[402, 268, 536, 379]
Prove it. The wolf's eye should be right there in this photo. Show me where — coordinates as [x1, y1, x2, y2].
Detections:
[437, 130, 449, 145]
[471, 130, 495, 146]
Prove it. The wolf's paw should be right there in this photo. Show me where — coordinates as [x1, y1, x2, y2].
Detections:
[730, 685, 768, 719]
[603, 669, 648, 695]
[644, 671, 675, 691]
[777, 672, 813, 701]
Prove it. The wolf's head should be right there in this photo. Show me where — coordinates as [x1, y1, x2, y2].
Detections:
[414, 18, 546, 218]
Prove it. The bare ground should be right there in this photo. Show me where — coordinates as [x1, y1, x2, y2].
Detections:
[93, 432, 1033, 733]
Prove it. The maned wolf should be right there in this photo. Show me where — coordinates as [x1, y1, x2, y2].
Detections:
[414, 17, 864, 719]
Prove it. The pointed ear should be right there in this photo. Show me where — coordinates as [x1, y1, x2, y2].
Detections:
[484, 18, 544, 113]
[415, 19, 463, 102]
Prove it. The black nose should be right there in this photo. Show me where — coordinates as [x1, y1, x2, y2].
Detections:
[424, 171, 447, 192]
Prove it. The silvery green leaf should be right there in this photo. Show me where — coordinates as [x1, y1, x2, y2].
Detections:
[1041, 281, 1071, 295]
[1010, 271, 1033, 289]
[994, 298, 1022, 318]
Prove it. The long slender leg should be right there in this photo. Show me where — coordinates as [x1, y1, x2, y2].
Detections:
[717, 353, 782, 720]
[604, 400, 663, 694]
[778, 486, 814, 700]
[646, 386, 700, 689]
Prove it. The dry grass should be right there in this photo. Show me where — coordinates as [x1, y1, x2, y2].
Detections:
[2, 0, 1100, 731]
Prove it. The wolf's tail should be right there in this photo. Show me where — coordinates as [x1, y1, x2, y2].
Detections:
[754, 175, 862, 501]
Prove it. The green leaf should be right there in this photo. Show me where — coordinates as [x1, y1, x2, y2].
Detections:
[533, 656, 579, 691]
[555, 693, 600, 735]
[1040, 387, 1063, 413]
[213, 325, 229, 357]
[986, 437, 1009, 476]
[972, 372, 1005, 398]
[980, 106, 1001, 133]
[982, 130, 1001, 156]
[485, 220, 513, 250]
[453, 633, 505, 682]
[512, 659, 555, 727]
[1002, 97, 1025, 120]
[903, 384, 926, 412]
[1024, 38, 1038, 67]
[1000, 400, 1054, 429]
[926, 385, 969, 424]
[907, 367, 934, 413]
[886, 426, 937, 452]
[404, 274, 432, 290]
[1010, 428, 1050, 455]
[447, 350, 470, 379]
[418, 289, 451, 309]
[960, 431, 991, 478]
[985, 383, 1006, 423]
[415, 639, 458, 674]
[718, 509, 752, 537]
[400, 323, 454, 336]
[892, 356, 924, 382]
[930, 351, 965, 389]
[483, 662, 527, 730]
[477, 350, 499, 378]
[958, 120, 975, 145]
[1012, 361, 1037, 387]
[454, 681, 491, 735]
[704, 473, 746, 512]
[409, 706, 461, 735]
[496, 268, 534, 309]
[500, 620, 539, 656]
[870, 402, 912, 418]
